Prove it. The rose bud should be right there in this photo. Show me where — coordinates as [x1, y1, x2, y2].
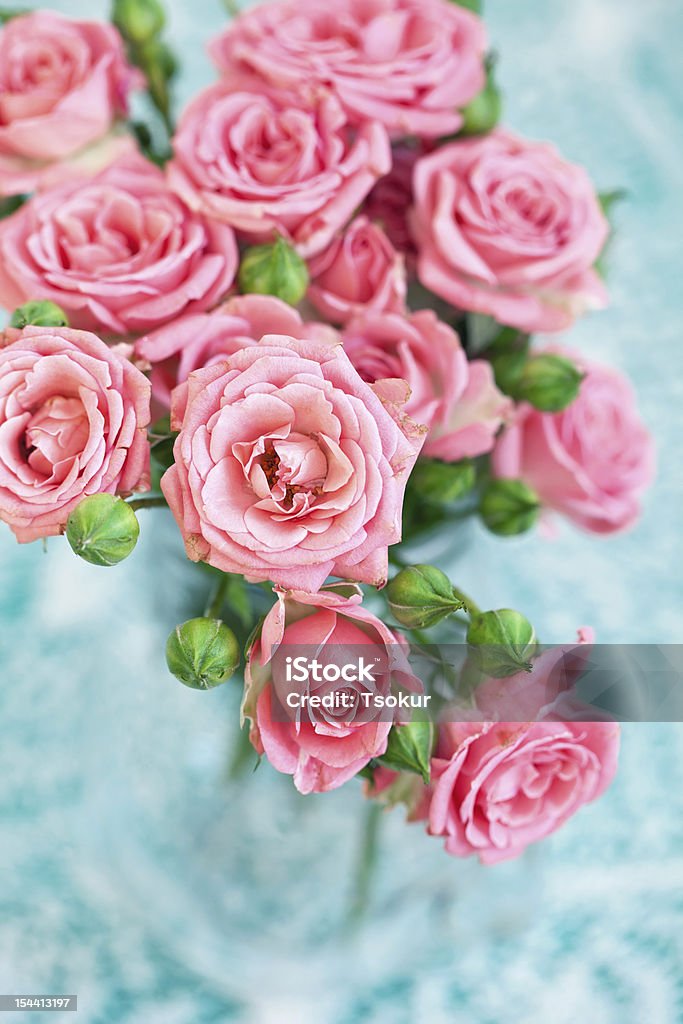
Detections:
[460, 59, 502, 136]
[66, 494, 140, 567]
[387, 565, 465, 630]
[238, 237, 309, 308]
[10, 301, 69, 329]
[166, 617, 240, 690]
[112, 0, 165, 45]
[379, 721, 435, 785]
[466, 608, 537, 677]
[409, 458, 476, 506]
[479, 478, 540, 536]
[514, 353, 584, 412]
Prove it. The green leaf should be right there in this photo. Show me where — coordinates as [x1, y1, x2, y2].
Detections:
[378, 721, 435, 785]
[0, 194, 26, 219]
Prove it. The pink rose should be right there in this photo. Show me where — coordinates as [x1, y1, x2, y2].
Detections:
[307, 216, 407, 324]
[136, 294, 335, 409]
[209, 0, 486, 139]
[0, 325, 150, 543]
[364, 143, 423, 262]
[492, 353, 655, 534]
[243, 585, 419, 793]
[0, 11, 141, 196]
[0, 155, 238, 337]
[167, 81, 390, 258]
[411, 130, 610, 333]
[429, 718, 620, 863]
[342, 310, 511, 461]
[162, 333, 424, 591]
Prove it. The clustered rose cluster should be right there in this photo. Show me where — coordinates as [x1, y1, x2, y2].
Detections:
[0, 0, 654, 866]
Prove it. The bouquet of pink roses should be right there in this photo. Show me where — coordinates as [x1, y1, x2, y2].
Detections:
[0, 0, 654, 866]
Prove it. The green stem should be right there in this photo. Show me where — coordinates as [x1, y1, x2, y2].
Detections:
[346, 802, 382, 928]
[451, 587, 480, 618]
[204, 573, 232, 620]
[226, 723, 258, 781]
[128, 495, 167, 512]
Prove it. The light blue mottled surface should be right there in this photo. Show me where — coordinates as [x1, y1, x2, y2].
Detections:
[0, 1, 682, 1022]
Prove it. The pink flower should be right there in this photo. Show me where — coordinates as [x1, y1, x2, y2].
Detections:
[0, 11, 141, 197]
[364, 143, 423, 262]
[0, 325, 150, 543]
[243, 585, 420, 793]
[136, 294, 335, 409]
[429, 718, 620, 863]
[167, 81, 390, 258]
[162, 333, 424, 591]
[307, 216, 407, 324]
[342, 310, 511, 461]
[411, 130, 610, 333]
[209, 0, 486, 139]
[0, 155, 238, 337]
[492, 353, 655, 534]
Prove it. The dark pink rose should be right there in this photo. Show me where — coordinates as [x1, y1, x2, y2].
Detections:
[161, 333, 424, 591]
[493, 353, 655, 533]
[244, 585, 419, 793]
[411, 130, 610, 332]
[429, 718, 620, 863]
[136, 294, 335, 409]
[0, 155, 238, 337]
[307, 216, 407, 324]
[209, 0, 486, 139]
[342, 310, 511, 461]
[0, 11, 141, 196]
[0, 325, 150, 542]
[167, 80, 390, 258]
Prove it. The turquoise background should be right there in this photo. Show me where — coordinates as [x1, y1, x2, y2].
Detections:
[0, 1, 682, 1021]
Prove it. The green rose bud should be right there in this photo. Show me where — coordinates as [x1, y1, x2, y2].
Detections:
[467, 608, 537, 677]
[378, 721, 435, 785]
[112, 0, 165, 45]
[460, 62, 501, 136]
[387, 564, 465, 630]
[480, 479, 540, 537]
[514, 353, 584, 412]
[238, 237, 309, 307]
[165, 617, 240, 690]
[66, 494, 140, 567]
[410, 458, 476, 505]
[10, 300, 69, 329]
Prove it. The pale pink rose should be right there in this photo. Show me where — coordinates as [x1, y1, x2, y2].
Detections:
[411, 130, 610, 333]
[492, 353, 655, 534]
[161, 333, 425, 591]
[342, 310, 511, 461]
[308, 216, 407, 324]
[136, 294, 335, 409]
[0, 11, 141, 197]
[0, 325, 151, 543]
[364, 143, 424, 261]
[167, 81, 391, 258]
[209, 0, 486, 139]
[429, 718, 620, 863]
[243, 585, 420, 793]
[0, 155, 238, 337]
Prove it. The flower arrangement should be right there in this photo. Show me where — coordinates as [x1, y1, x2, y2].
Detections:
[0, 0, 654, 868]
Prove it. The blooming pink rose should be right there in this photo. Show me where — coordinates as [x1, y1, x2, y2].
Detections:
[0, 155, 238, 337]
[429, 718, 620, 863]
[492, 353, 655, 534]
[411, 130, 610, 333]
[209, 0, 486, 139]
[167, 81, 390, 258]
[342, 310, 511, 461]
[0, 11, 141, 196]
[0, 325, 150, 543]
[162, 333, 424, 591]
[243, 585, 419, 793]
[136, 294, 335, 409]
[364, 143, 424, 262]
[307, 216, 406, 324]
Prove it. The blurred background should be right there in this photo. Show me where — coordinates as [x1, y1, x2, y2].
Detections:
[0, 1, 682, 1021]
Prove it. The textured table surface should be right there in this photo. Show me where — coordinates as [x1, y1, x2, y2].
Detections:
[0, 1, 682, 1022]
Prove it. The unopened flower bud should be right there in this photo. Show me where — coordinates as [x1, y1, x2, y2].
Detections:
[480, 479, 539, 536]
[165, 617, 240, 690]
[467, 608, 537, 677]
[238, 237, 309, 307]
[379, 721, 435, 784]
[460, 61, 502, 136]
[113, 0, 165, 46]
[10, 300, 69, 329]
[66, 494, 139, 566]
[514, 353, 584, 412]
[410, 458, 476, 505]
[387, 564, 465, 630]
